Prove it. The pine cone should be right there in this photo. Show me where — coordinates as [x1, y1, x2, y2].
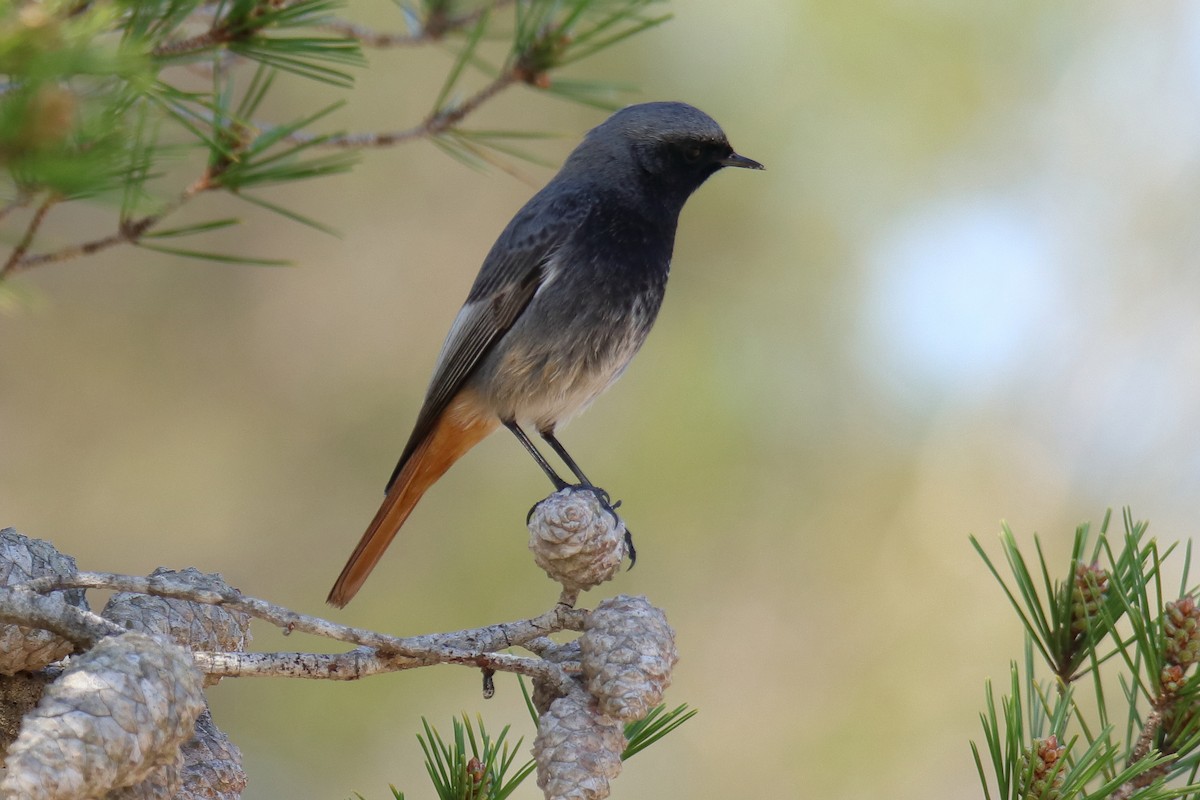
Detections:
[0, 528, 88, 674]
[0, 631, 205, 800]
[1162, 663, 1187, 695]
[534, 692, 625, 800]
[528, 489, 626, 592]
[533, 640, 582, 716]
[102, 567, 250, 686]
[101, 708, 247, 800]
[1164, 596, 1200, 667]
[105, 751, 183, 800]
[580, 595, 677, 722]
[1022, 735, 1066, 800]
[178, 708, 247, 799]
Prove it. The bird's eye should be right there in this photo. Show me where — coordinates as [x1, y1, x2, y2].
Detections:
[682, 145, 703, 163]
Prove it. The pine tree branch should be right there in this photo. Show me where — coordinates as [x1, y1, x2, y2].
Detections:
[0, 194, 58, 279]
[0, 585, 122, 649]
[320, 0, 517, 47]
[18, 570, 588, 661]
[0, 0, 664, 277]
[152, 26, 235, 59]
[151, 0, 319, 59]
[193, 647, 572, 690]
[2, 172, 215, 276]
[0, 62, 518, 277]
[1111, 705, 1171, 800]
[291, 69, 522, 149]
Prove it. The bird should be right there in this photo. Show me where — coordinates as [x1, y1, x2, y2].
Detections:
[327, 101, 762, 607]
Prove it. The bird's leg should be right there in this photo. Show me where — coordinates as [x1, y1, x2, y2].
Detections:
[504, 420, 569, 490]
[539, 429, 594, 488]
[527, 427, 635, 568]
[539, 429, 629, 537]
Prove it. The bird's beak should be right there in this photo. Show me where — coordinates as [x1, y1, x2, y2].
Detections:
[720, 151, 764, 170]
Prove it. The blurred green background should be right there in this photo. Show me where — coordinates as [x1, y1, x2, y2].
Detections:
[5, 1, 1200, 797]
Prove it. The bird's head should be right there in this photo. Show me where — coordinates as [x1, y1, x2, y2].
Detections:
[566, 101, 763, 202]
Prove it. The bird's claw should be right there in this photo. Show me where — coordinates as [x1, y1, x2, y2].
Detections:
[574, 485, 634, 567]
[572, 482, 611, 506]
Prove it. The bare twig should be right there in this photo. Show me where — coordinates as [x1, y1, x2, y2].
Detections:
[3, 172, 214, 276]
[0, 587, 122, 649]
[152, 26, 233, 58]
[20, 570, 587, 659]
[11, 568, 585, 693]
[1, 194, 58, 279]
[194, 646, 573, 692]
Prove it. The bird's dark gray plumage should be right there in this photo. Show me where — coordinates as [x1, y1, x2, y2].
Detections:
[330, 101, 762, 607]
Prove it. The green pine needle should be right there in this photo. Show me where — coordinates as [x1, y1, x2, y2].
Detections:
[234, 192, 340, 236]
[622, 703, 697, 760]
[972, 510, 1200, 799]
[142, 218, 241, 238]
[411, 714, 533, 800]
[136, 241, 291, 266]
[2, 0, 668, 274]
[433, 9, 491, 114]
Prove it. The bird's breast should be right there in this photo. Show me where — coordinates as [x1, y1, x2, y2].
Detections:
[471, 258, 667, 430]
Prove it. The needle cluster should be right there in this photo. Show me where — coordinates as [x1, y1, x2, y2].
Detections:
[972, 510, 1200, 800]
[0, 0, 670, 284]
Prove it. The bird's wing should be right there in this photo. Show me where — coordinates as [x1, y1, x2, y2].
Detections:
[385, 188, 594, 492]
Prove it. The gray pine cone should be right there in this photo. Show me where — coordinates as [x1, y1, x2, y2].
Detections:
[178, 708, 247, 799]
[534, 692, 625, 800]
[0, 528, 88, 674]
[105, 708, 247, 800]
[102, 567, 250, 686]
[580, 595, 677, 722]
[0, 631, 205, 800]
[104, 751, 182, 800]
[528, 488, 626, 592]
[532, 639, 582, 716]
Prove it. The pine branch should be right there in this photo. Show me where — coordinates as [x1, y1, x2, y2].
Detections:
[294, 69, 520, 149]
[973, 512, 1200, 799]
[0, 194, 59, 279]
[194, 647, 571, 687]
[0, 584, 122, 649]
[1111, 706, 1171, 800]
[320, 0, 518, 47]
[3, 172, 215, 276]
[0, 490, 675, 798]
[0, 0, 667, 280]
[152, 26, 235, 59]
[19, 570, 587, 663]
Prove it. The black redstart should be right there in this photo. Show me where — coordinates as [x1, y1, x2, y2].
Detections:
[328, 101, 762, 607]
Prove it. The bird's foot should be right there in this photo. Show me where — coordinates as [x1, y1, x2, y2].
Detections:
[526, 483, 635, 568]
[570, 482, 611, 506]
[572, 484, 635, 568]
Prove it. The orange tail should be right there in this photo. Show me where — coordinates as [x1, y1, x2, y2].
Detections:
[327, 392, 497, 607]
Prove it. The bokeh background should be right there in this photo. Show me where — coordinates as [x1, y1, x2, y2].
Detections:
[5, 1, 1200, 797]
